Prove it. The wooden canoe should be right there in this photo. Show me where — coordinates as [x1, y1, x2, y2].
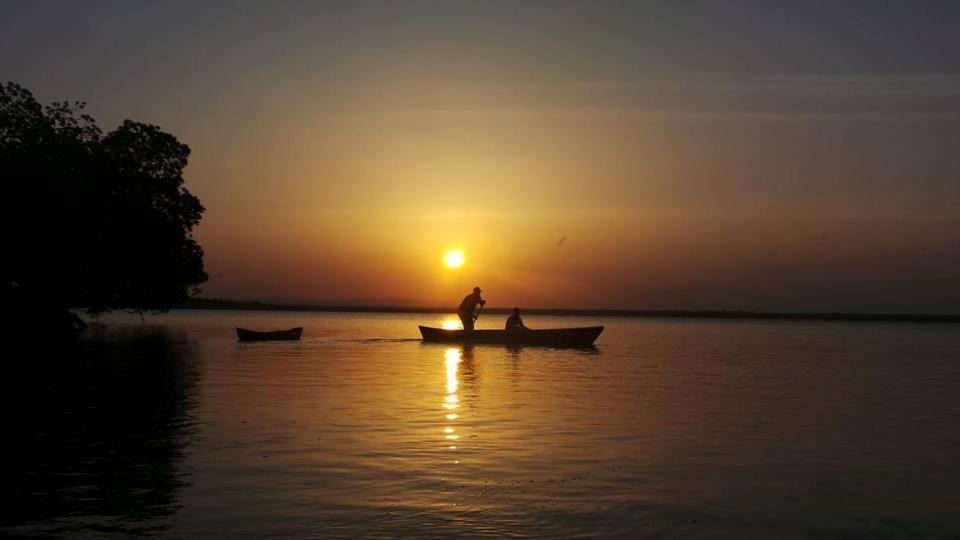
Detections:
[419, 325, 602, 347]
[236, 327, 303, 342]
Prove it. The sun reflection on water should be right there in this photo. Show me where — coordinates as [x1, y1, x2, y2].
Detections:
[441, 318, 461, 330]
[445, 348, 460, 394]
[443, 348, 461, 453]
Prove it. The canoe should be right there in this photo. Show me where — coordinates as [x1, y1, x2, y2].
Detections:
[236, 327, 303, 342]
[419, 325, 602, 347]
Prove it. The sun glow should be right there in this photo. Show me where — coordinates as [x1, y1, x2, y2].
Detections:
[444, 249, 465, 268]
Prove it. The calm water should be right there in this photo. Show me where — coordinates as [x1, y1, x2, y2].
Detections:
[3, 311, 959, 538]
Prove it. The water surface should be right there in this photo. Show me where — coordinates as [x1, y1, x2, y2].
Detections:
[3, 311, 959, 538]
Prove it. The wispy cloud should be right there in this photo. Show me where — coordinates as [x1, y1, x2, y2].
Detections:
[339, 73, 960, 123]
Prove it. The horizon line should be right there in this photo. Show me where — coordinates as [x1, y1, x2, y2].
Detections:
[182, 297, 960, 323]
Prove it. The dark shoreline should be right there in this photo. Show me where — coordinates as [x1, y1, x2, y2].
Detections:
[182, 298, 960, 324]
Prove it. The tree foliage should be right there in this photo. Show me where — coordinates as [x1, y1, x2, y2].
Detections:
[0, 82, 207, 316]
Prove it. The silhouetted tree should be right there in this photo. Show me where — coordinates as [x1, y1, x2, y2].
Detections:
[0, 82, 206, 334]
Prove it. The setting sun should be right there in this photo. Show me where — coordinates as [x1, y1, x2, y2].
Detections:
[443, 250, 465, 269]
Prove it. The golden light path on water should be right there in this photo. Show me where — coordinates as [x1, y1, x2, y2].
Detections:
[444, 348, 461, 451]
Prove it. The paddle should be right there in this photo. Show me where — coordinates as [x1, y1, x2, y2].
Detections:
[473, 302, 485, 323]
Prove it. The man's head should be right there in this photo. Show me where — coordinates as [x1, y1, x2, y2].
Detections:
[513, 307, 520, 315]
[473, 286, 481, 294]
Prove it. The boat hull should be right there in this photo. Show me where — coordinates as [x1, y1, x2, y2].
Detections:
[236, 327, 303, 342]
[419, 325, 602, 347]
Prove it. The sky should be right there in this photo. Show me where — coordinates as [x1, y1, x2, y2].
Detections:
[3, 1, 959, 312]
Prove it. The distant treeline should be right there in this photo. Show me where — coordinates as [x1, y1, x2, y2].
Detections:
[184, 297, 959, 323]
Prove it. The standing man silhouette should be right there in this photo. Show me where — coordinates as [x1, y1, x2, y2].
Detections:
[457, 286, 485, 331]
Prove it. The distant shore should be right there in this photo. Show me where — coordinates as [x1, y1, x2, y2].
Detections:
[182, 298, 960, 323]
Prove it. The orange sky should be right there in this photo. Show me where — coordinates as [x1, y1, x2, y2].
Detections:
[186, 82, 959, 311]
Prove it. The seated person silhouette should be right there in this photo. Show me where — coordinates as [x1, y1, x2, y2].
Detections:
[457, 286, 485, 331]
[505, 307, 528, 331]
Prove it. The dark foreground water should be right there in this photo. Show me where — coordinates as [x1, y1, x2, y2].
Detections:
[2, 311, 959, 538]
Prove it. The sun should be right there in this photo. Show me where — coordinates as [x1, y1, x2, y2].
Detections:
[444, 249, 465, 269]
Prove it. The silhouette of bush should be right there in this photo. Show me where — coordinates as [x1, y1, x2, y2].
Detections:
[0, 82, 207, 320]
